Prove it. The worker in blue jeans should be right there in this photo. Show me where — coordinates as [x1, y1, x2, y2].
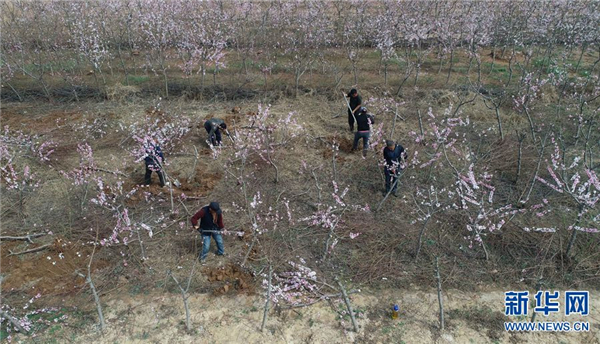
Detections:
[191, 202, 225, 261]
[352, 107, 375, 157]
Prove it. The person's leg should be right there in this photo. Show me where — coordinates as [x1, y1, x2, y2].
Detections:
[352, 132, 360, 150]
[363, 132, 370, 150]
[215, 130, 222, 146]
[385, 168, 392, 193]
[144, 165, 152, 185]
[157, 169, 166, 187]
[200, 234, 211, 260]
[392, 169, 402, 194]
[213, 232, 225, 255]
[348, 110, 354, 131]
[204, 123, 215, 145]
[391, 174, 398, 195]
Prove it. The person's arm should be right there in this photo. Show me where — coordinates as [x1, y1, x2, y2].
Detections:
[396, 145, 406, 167]
[396, 145, 405, 157]
[191, 208, 205, 228]
[352, 96, 362, 113]
[217, 214, 224, 229]
[156, 146, 165, 164]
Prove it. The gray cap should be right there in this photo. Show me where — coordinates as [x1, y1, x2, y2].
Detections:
[209, 201, 222, 214]
[386, 140, 395, 147]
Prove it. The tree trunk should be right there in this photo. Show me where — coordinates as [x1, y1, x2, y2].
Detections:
[260, 264, 273, 332]
[446, 49, 455, 85]
[495, 106, 504, 141]
[415, 216, 431, 260]
[435, 257, 445, 331]
[336, 278, 359, 332]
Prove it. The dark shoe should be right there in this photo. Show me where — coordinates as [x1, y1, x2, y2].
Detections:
[392, 192, 398, 197]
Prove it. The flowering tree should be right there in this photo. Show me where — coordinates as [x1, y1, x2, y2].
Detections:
[405, 106, 517, 259]
[218, 104, 302, 266]
[411, 184, 453, 260]
[300, 181, 369, 260]
[0, 1, 65, 100]
[175, 1, 229, 88]
[273, 0, 332, 96]
[401, 2, 436, 87]
[263, 260, 320, 306]
[454, 164, 526, 260]
[535, 136, 599, 256]
[0, 293, 68, 340]
[512, 73, 548, 142]
[65, 1, 111, 96]
[340, 0, 369, 86]
[136, 0, 178, 97]
[0, 127, 56, 212]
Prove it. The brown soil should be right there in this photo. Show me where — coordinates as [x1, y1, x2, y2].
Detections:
[204, 263, 255, 296]
[123, 166, 222, 206]
[172, 167, 223, 197]
[321, 135, 354, 162]
[0, 237, 108, 296]
[332, 135, 354, 153]
[1, 109, 83, 134]
[482, 48, 527, 65]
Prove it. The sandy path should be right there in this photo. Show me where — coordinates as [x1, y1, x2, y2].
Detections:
[21, 288, 598, 343]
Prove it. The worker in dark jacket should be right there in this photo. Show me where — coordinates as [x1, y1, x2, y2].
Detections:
[352, 107, 375, 156]
[347, 89, 362, 132]
[144, 142, 166, 187]
[191, 202, 225, 261]
[204, 118, 227, 146]
[383, 140, 405, 196]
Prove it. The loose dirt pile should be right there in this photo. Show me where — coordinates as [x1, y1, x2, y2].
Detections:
[205, 263, 254, 295]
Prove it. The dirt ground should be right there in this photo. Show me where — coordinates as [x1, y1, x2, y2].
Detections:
[1, 96, 598, 343]
[2, 47, 599, 342]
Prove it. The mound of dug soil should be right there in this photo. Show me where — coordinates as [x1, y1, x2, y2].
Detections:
[204, 263, 254, 295]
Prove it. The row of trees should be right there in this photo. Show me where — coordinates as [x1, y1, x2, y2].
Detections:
[1, 0, 599, 99]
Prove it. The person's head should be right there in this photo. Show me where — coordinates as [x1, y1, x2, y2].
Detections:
[386, 140, 395, 149]
[209, 201, 222, 215]
[219, 123, 227, 130]
[348, 88, 358, 98]
[359, 107, 368, 114]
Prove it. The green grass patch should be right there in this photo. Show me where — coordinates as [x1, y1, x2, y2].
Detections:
[578, 70, 590, 77]
[126, 75, 150, 84]
[0, 329, 9, 341]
